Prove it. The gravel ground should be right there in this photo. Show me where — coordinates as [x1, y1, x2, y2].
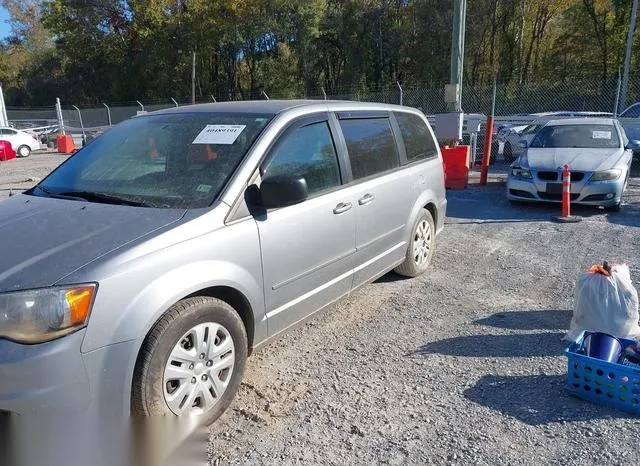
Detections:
[2, 154, 640, 465]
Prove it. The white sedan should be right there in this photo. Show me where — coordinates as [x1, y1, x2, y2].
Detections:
[506, 118, 635, 211]
[0, 127, 41, 157]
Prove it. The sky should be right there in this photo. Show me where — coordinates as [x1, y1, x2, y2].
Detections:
[0, 6, 10, 40]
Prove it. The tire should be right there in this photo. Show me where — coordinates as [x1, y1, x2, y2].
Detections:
[394, 208, 436, 278]
[132, 296, 248, 426]
[503, 142, 514, 163]
[490, 141, 499, 164]
[17, 145, 31, 158]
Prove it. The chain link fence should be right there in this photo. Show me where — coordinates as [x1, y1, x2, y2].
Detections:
[6, 78, 640, 155]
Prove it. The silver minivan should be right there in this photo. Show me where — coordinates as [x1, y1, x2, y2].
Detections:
[0, 101, 446, 425]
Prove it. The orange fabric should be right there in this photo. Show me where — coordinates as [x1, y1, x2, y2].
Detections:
[589, 265, 610, 276]
[189, 144, 218, 162]
[148, 137, 159, 159]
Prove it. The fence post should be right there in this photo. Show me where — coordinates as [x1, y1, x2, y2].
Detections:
[211, 95, 217, 103]
[55, 98, 65, 135]
[136, 100, 145, 112]
[72, 105, 85, 141]
[171, 97, 179, 107]
[397, 82, 403, 106]
[261, 90, 270, 100]
[103, 103, 112, 126]
[614, 70, 622, 117]
[321, 86, 327, 100]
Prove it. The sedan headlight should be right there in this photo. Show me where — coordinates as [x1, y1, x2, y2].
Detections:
[0, 284, 97, 344]
[590, 169, 622, 181]
[511, 167, 532, 179]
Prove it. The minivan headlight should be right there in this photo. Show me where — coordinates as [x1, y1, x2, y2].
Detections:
[0, 284, 97, 344]
[590, 169, 622, 181]
[511, 167, 532, 179]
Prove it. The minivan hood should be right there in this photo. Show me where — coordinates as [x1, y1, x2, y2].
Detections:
[0, 195, 186, 293]
[525, 148, 623, 172]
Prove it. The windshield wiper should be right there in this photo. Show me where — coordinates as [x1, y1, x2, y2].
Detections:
[32, 185, 89, 202]
[56, 190, 157, 207]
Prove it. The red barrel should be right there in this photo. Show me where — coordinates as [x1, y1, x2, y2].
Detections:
[0, 140, 16, 161]
[441, 145, 470, 189]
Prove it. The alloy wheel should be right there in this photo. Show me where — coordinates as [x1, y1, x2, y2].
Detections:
[413, 219, 432, 266]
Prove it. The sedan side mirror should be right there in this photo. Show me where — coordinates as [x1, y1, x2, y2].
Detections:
[518, 139, 528, 149]
[259, 174, 309, 209]
[625, 139, 640, 151]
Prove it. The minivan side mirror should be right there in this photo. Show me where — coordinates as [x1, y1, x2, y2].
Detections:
[259, 174, 309, 208]
[625, 139, 640, 151]
[518, 139, 528, 149]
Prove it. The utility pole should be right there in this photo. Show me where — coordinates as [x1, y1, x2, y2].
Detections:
[192, 51, 196, 105]
[448, 0, 467, 112]
[621, 0, 639, 111]
[0, 84, 8, 126]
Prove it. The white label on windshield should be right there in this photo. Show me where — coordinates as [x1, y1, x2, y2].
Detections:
[192, 125, 246, 145]
[592, 131, 612, 139]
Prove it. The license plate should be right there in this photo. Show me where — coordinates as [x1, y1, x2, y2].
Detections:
[546, 183, 563, 194]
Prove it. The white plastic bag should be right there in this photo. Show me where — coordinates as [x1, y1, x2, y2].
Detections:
[565, 263, 640, 342]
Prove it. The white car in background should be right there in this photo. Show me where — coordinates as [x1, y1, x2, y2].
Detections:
[0, 126, 41, 157]
[503, 123, 542, 163]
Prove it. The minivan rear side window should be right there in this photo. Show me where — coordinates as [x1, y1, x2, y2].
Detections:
[394, 112, 438, 162]
[339, 118, 399, 180]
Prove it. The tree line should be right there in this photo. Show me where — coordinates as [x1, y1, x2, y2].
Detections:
[0, 0, 638, 107]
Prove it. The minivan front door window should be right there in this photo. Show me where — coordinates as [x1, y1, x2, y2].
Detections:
[261, 121, 341, 197]
[29, 113, 273, 209]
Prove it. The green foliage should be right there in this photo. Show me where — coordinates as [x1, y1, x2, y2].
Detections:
[0, 0, 638, 106]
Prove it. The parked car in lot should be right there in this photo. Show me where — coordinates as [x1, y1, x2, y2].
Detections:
[619, 102, 640, 118]
[0, 100, 447, 426]
[620, 121, 640, 165]
[503, 122, 543, 163]
[0, 126, 41, 157]
[506, 118, 636, 210]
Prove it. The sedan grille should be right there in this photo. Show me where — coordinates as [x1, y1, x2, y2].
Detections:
[537, 171, 558, 181]
[538, 192, 580, 201]
[537, 171, 585, 182]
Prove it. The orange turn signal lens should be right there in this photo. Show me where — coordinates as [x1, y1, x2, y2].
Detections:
[65, 285, 96, 326]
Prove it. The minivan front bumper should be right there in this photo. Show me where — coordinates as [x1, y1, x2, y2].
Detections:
[0, 330, 136, 417]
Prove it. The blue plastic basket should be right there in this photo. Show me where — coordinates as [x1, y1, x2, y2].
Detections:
[565, 334, 640, 415]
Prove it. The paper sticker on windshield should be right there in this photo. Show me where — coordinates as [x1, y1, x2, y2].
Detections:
[592, 131, 612, 140]
[196, 184, 212, 193]
[192, 125, 246, 145]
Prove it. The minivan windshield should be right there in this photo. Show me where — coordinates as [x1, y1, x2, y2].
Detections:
[529, 123, 620, 149]
[31, 112, 273, 209]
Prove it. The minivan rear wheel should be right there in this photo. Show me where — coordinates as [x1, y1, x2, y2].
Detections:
[132, 297, 248, 426]
[394, 208, 436, 278]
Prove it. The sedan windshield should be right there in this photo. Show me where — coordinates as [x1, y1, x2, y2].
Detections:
[529, 124, 620, 149]
[30, 112, 273, 209]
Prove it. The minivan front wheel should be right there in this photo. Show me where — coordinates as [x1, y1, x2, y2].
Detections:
[395, 208, 436, 278]
[132, 297, 248, 426]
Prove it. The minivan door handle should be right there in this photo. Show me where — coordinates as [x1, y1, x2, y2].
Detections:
[333, 202, 353, 215]
[358, 194, 375, 206]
